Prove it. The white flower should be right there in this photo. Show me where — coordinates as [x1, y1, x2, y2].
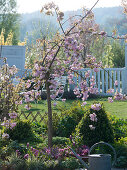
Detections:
[2, 133, 9, 139]
[89, 125, 96, 130]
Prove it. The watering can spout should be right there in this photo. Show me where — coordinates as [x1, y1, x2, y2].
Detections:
[70, 148, 89, 169]
[70, 142, 116, 170]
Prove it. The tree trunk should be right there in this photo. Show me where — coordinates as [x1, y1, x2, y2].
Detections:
[46, 81, 53, 148]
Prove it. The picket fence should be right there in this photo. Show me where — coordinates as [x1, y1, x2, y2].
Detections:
[67, 67, 125, 96]
[66, 43, 127, 96]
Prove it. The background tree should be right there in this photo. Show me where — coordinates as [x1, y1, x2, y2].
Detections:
[0, 0, 20, 45]
[90, 36, 105, 62]
[111, 40, 125, 68]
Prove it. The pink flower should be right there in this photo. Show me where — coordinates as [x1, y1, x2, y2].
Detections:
[85, 71, 90, 78]
[62, 99, 66, 102]
[81, 102, 87, 106]
[8, 112, 17, 119]
[90, 113, 97, 122]
[107, 89, 114, 94]
[19, 100, 22, 105]
[108, 97, 113, 103]
[24, 154, 29, 159]
[10, 122, 17, 129]
[114, 80, 118, 86]
[93, 67, 99, 72]
[16, 150, 21, 156]
[25, 105, 31, 110]
[91, 103, 101, 111]
[2, 133, 9, 139]
[114, 92, 123, 100]
[27, 143, 29, 148]
[53, 102, 57, 106]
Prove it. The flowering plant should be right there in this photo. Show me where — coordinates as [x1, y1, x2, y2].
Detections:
[0, 59, 23, 119]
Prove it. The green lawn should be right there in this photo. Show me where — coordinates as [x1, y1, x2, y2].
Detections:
[19, 98, 127, 120]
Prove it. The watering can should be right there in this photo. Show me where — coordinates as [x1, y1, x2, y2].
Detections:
[71, 141, 116, 170]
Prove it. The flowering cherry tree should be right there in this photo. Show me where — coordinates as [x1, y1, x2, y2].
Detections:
[22, 0, 105, 147]
[24, 0, 127, 147]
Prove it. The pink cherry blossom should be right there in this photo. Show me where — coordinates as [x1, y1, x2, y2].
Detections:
[2, 133, 9, 139]
[90, 113, 97, 122]
[91, 103, 101, 111]
[108, 97, 113, 103]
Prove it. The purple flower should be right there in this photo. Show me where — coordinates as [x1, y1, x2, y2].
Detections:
[31, 146, 33, 151]
[8, 112, 17, 119]
[27, 142, 29, 148]
[24, 154, 29, 159]
[34, 150, 39, 157]
[69, 135, 72, 140]
[16, 150, 21, 156]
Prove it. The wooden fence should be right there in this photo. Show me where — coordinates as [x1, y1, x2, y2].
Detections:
[18, 111, 47, 123]
[68, 68, 125, 95]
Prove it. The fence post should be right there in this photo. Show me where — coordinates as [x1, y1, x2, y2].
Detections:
[123, 43, 127, 94]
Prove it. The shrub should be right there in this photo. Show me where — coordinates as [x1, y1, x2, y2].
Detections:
[60, 157, 82, 170]
[7, 155, 27, 170]
[3, 140, 27, 156]
[52, 137, 69, 146]
[27, 160, 45, 170]
[44, 137, 69, 146]
[56, 116, 77, 137]
[113, 140, 127, 168]
[75, 103, 114, 147]
[44, 160, 61, 170]
[54, 101, 85, 137]
[6, 120, 35, 142]
[0, 63, 23, 120]
[109, 116, 127, 140]
[31, 122, 47, 135]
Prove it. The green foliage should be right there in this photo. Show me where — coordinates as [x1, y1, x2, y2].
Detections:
[4, 140, 26, 155]
[6, 120, 35, 142]
[113, 141, 127, 168]
[27, 160, 45, 170]
[109, 115, 127, 140]
[103, 44, 114, 67]
[44, 160, 61, 170]
[6, 155, 27, 170]
[60, 157, 82, 170]
[55, 116, 77, 137]
[111, 40, 125, 68]
[44, 137, 69, 146]
[90, 36, 105, 62]
[75, 103, 114, 146]
[53, 101, 85, 137]
[52, 137, 69, 146]
[0, 0, 20, 45]
[31, 122, 47, 135]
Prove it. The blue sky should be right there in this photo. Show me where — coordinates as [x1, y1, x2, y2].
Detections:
[17, 0, 121, 13]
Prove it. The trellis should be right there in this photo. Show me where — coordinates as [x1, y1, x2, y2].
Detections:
[17, 111, 47, 123]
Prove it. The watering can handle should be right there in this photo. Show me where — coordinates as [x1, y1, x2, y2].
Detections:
[89, 141, 116, 167]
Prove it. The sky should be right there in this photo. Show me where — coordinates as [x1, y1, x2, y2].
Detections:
[17, 0, 122, 13]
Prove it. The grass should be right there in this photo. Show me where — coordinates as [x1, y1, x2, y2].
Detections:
[19, 97, 127, 120]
